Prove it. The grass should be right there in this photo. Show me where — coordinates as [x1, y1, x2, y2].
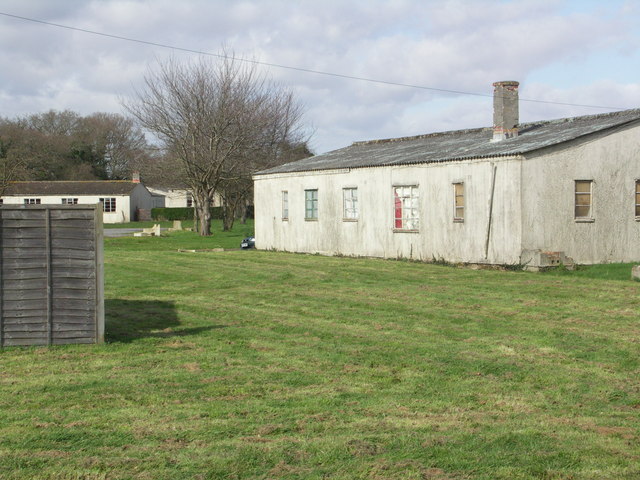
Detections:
[1, 228, 639, 479]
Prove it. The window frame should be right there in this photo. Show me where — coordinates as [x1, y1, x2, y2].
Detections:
[24, 198, 41, 205]
[453, 182, 464, 222]
[393, 185, 419, 232]
[61, 198, 78, 205]
[304, 189, 318, 221]
[282, 190, 289, 220]
[574, 180, 593, 222]
[342, 187, 358, 221]
[99, 197, 117, 213]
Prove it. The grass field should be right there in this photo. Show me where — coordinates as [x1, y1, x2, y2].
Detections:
[1, 223, 639, 479]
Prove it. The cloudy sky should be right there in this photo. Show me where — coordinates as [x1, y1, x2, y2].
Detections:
[1, 0, 639, 154]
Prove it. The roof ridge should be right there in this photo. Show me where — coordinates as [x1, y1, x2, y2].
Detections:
[9, 180, 132, 184]
[351, 107, 640, 147]
[352, 126, 491, 146]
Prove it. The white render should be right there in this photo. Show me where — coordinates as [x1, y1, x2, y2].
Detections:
[254, 124, 640, 266]
[520, 126, 640, 264]
[146, 187, 191, 208]
[1, 183, 154, 224]
[146, 187, 222, 208]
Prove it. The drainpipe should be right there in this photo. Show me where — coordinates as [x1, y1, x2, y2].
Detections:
[484, 163, 497, 260]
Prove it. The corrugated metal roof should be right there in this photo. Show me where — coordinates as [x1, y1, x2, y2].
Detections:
[3, 181, 141, 196]
[256, 108, 640, 175]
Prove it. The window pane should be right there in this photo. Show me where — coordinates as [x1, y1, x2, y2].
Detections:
[575, 193, 590, 205]
[575, 205, 590, 217]
[305, 189, 318, 219]
[575, 181, 591, 193]
[282, 191, 288, 219]
[343, 188, 358, 219]
[393, 185, 419, 230]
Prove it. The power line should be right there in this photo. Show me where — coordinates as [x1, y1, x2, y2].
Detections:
[0, 11, 628, 111]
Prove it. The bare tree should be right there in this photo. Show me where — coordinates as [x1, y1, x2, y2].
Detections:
[79, 113, 150, 180]
[218, 139, 313, 230]
[0, 111, 151, 182]
[124, 54, 305, 235]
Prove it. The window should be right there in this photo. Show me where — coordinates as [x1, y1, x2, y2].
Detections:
[343, 188, 358, 220]
[24, 198, 41, 205]
[99, 197, 117, 213]
[453, 182, 464, 221]
[574, 180, 592, 220]
[186, 195, 193, 208]
[393, 185, 419, 230]
[62, 198, 78, 205]
[0, 199, 3, 205]
[282, 191, 289, 220]
[305, 189, 318, 220]
[635, 180, 640, 218]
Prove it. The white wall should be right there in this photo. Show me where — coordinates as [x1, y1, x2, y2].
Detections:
[147, 187, 191, 208]
[521, 125, 640, 264]
[146, 188, 222, 208]
[254, 156, 523, 265]
[2, 195, 131, 223]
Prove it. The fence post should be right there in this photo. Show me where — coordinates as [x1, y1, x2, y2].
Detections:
[45, 208, 53, 346]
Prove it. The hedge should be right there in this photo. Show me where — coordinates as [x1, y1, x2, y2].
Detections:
[151, 207, 224, 221]
[151, 207, 194, 221]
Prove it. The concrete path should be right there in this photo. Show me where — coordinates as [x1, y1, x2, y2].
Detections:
[103, 228, 143, 237]
[104, 227, 170, 237]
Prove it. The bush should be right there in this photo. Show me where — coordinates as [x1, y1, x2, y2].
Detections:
[151, 207, 194, 221]
[151, 207, 224, 221]
[211, 206, 223, 219]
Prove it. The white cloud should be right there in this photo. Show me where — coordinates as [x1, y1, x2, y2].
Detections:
[0, 0, 638, 153]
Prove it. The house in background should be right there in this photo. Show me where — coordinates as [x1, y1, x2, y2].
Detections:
[254, 81, 640, 268]
[146, 185, 193, 208]
[1, 179, 155, 223]
[146, 185, 222, 209]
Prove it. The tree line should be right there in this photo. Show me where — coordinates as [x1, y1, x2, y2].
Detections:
[1, 54, 312, 235]
[0, 110, 149, 188]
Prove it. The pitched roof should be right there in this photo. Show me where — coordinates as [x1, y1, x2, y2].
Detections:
[3, 181, 141, 196]
[256, 108, 640, 175]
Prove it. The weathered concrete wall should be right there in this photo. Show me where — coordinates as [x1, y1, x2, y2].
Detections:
[254, 156, 523, 264]
[521, 124, 640, 264]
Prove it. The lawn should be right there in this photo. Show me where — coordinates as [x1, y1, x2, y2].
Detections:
[1, 226, 639, 479]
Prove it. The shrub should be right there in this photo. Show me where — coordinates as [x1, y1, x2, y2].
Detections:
[151, 207, 224, 221]
[151, 207, 194, 221]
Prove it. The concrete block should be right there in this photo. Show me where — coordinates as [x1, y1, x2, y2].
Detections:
[521, 249, 575, 271]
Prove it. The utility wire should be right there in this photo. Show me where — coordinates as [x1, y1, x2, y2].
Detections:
[0, 11, 628, 111]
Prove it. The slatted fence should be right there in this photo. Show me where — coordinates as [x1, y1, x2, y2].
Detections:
[0, 204, 104, 346]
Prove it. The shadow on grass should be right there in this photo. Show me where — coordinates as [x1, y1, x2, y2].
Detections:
[105, 299, 225, 343]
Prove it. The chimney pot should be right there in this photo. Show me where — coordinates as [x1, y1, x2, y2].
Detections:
[492, 80, 519, 142]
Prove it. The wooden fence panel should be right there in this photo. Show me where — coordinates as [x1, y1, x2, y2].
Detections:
[0, 204, 104, 347]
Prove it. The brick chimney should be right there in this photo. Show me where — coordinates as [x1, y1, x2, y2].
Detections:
[492, 81, 519, 142]
[132, 171, 141, 183]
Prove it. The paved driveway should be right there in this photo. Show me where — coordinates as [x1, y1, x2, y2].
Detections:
[103, 228, 143, 238]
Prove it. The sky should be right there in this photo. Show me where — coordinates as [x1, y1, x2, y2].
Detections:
[1, 0, 639, 154]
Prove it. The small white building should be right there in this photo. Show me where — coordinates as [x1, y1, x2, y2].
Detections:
[146, 186, 193, 208]
[146, 185, 222, 209]
[1, 180, 155, 224]
[254, 81, 640, 268]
